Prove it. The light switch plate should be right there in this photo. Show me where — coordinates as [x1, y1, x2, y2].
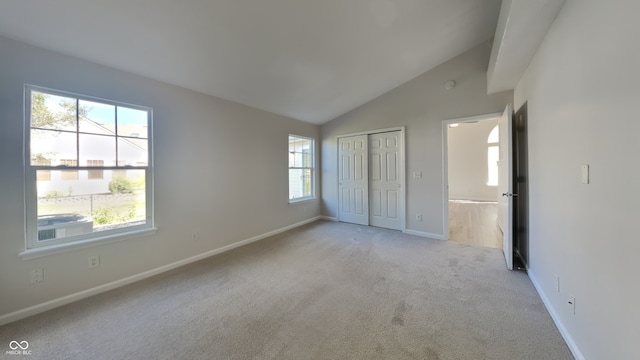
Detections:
[581, 164, 589, 184]
[569, 294, 576, 315]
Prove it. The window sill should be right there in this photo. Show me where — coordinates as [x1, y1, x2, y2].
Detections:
[19, 227, 157, 260]
[288, 197, 316, 204]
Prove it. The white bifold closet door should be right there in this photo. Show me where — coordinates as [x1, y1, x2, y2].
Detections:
[369, 131, 402, 230]
[338, 131, 403, 231]
[338, 135, 369, 225]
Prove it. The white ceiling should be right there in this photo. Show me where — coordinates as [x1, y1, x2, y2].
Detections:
[0, 0, 502, 124]
[487, 0, 566, 94]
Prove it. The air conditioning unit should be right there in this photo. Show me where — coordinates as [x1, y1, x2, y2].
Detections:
[37, 214, 93, 241]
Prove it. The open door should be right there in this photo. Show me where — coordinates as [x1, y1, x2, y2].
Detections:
[513, 103, 529, 269]
[497, 104, 513, 270]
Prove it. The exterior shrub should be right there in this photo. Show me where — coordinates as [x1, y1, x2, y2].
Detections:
[108, 177, 135, 194]
[93, 207, 135, 225]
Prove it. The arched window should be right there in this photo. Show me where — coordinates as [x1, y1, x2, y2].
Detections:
[487, 125, 499, 186]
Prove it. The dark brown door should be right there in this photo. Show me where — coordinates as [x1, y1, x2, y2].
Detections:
[513, 103, 529, 269]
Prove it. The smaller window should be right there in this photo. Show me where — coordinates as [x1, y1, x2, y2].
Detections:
[60, 159, 79, 180]
[288, 135, 314, 201]
[87, 160, 104, 180]
[34, 158, 51, 181]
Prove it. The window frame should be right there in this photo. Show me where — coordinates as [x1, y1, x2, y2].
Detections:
[288, 134, 315, 203]
[23, 85, 155, 255]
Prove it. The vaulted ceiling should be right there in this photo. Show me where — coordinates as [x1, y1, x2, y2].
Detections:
[0, 0, 503, 124]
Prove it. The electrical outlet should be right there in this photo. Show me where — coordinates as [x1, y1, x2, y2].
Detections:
[88, 256, 100, 269]
[568, 294, 576, 315]
[30, 269, 44, 284]
[416, 213, 423, 221]
[554, 275, 560, 293]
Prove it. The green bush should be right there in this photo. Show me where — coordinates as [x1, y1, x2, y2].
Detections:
[93, 207, 135, 225]
[93, 208, 115, 225]
[108, 176, 135, 194]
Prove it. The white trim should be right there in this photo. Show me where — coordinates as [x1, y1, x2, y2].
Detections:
[0, 216, 322, 326]
[404, 229, 445, 240]
[320, 216, 338, 222]
[20, 228, 157, 260]
[444, 112, 502, 124]
[399, 129, 406, 232]
[288, 197, 316, 204]
[442, 113, 502, 243]
[528, 271, 586, 360]
[336, 126, 405, 139]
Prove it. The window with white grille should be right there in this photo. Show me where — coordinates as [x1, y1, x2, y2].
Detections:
[288, 135, 314, 202]
[25, 85, 154, 250]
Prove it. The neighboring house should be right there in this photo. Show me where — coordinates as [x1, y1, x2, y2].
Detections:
[32, 115, 148, 197]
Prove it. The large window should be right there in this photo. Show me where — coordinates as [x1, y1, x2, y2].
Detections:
[288, 135, 314, 201]
[25, 85, 153, 250]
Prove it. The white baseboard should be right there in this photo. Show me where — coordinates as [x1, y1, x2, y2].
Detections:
[404, 229, 445, 240]
[320, 216, 338, 222]
[0, 216, 323, 326]
[528, 271, 585, 360]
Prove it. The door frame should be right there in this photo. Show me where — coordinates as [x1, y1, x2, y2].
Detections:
[442, 113, 502, 241]
[512, 102, 529, 269]
[337, 126, 406, 232]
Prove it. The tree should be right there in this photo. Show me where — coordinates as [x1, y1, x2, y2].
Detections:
[30, 91, 92, 164]
[30, 91, 89, 129]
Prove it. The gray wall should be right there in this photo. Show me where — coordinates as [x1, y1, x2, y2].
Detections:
[447, 119, 499, 201]
[0, 36, 320, 318]
[321, 42, 512, 237]
[514, 0, 639, 358]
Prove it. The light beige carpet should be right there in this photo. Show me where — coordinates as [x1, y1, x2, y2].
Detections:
[0, 221, 573, 359]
